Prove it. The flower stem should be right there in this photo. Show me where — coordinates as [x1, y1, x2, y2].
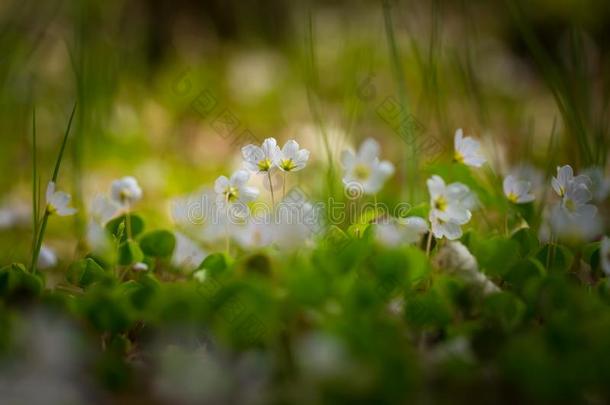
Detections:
[425, 231, 433, 257]
[267, 171, 276, 209]
[30, 210, 50, 272]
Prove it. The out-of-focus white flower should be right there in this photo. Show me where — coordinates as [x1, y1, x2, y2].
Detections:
[241, 138, 280, 173]
[454, 129, 485, 167]
[214, 170, 259, 217]
[171, 232, 207, 271]
[581, 167, 610, 203]
[503, 175, 535, 204]
[38, 245, 58, 269]
[427, 175, 473, 240]
[434, 241, 500, 295]
[90, 195, 120, 225]
[0, 201, 30, 229]
[601, 236, 610, 276]
[548, 202, 601, 242]
[133, 262, 148, 272]
[375, 217, 428, 247]
[271, 196, 322, 250]
[560, 179, 597, 219]
[110, 176, 142, 207]
[274, 140, 309, 172]
[45, 182, 76, 216]
[341, 138, 394, 195]
[551, 165, 590, 198]
[509, 163, 544, 195]
[232, 216, 274, 249]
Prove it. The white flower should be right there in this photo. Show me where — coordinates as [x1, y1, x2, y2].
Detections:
[551, 165, 590, 198]
[110, 176, 142, 206]
[341, 138, 394, 195]
[133, 262, 148, 272]
[271, 196, 322, 250]
[601, 236, 610, 276]
[241, 137, 280, 172]
[581, 167, 610, 203]
[45, 182, 76, 216]
[90, 195, 120, 225]
[434, 241, 500, 295]
[232, 216, 274, 249]
[427, 175, 473, 240]
[454, 129, 485, 167]
[548, 202, 601, 242]
[503, 175, 535, 204]
[171, 232, 207, 271]
[559, 179, 597, 220]
[38, 245, 58, 269]
[375, 217, 428, 247]
[214, 170, 259, 215]
[274, 140, 310, 172]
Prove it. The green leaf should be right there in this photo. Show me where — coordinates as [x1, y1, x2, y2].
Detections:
[466, 233, 520, 277]
[535, 244, 574, 274]
[404, 290, 452, 329]
[483, 292, 526, 331]
[106, 214, 145, 242]
[582, 241, 600, 271]
[67, 258, 109, 288]
[0, 263, 43, 300]
[139, 230, 176, 258]
[511, 228, 539, 257]
[504, 258, 546, 289]
[197, 252, 232, 278]
[118, 240, 144, 266]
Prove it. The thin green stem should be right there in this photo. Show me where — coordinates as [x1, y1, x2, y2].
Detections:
[267, 171, 276, 209]
[51, 103, 77, 182]
[31, 211, 49, 272]
[426, 231, 434, 257]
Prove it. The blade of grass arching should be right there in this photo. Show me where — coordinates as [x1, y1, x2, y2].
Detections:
[304, 11, 335, 197]
[31, 106, 39, 255]
[31, 103, 77, 272]
[532, 117, 558, 230]
[382, 0, 415, 202]
[505, 0, 592, 166]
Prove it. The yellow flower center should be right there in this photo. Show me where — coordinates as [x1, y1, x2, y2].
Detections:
[280, 159, 296, 171]
[46, 204, 56, 215]
[225, 186, 239, 203]
[564, 198, 576, 212]
[257, 158, 272, 171]
[507, 192, 519, 203]
[454, 151, 464, 164]
[354, 164, 371, 181]
[434, 196, 447, 212]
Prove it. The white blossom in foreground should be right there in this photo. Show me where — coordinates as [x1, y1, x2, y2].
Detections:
[548, 202, 600, 242]
[601, 236, 610, 276]
[271, 195, 323, 250]
[427, 175, 473, 240]
[509, 163, 544, 196]
[241, 137, 280, 172]
[551, 165, 590, 198]
[581, 167, 610, 203]
[375, 217, 428, 247]
[503, 175, 535, 204]
[274, 140, 310, 172]
[341, 138, 394, 195]
[232, 215, 274, 249]
[111, 176, 142, 207]
[38, 245, 58, 269]
[171, 232, 207, 271]
[214, 170, 259, 216]
[454, 129, 485, 167]
[45, 182, 76, 216]
[434, 241, 500, 295]
[133, 262, 148, 272]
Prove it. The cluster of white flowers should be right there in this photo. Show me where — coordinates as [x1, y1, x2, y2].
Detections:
[241, 138, 310, 174]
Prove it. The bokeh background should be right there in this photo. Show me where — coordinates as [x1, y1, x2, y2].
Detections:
[1, 0, 609, 269]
